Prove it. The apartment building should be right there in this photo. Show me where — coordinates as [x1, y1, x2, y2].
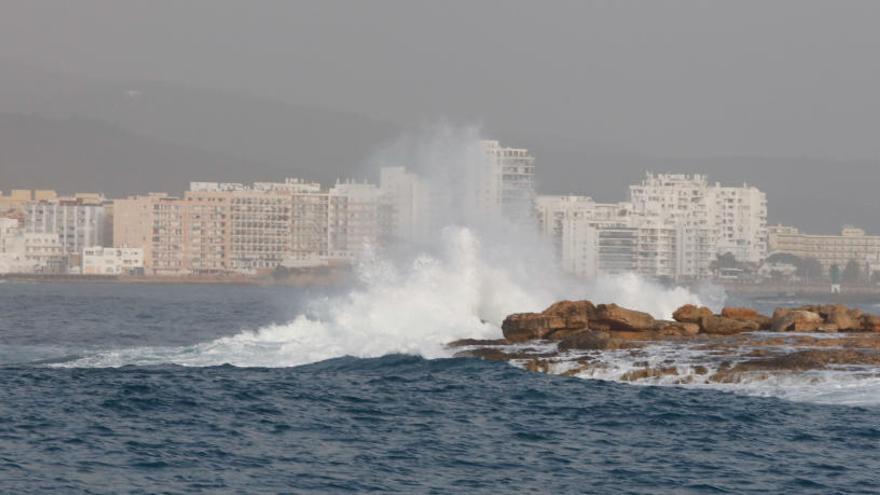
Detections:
[328, 181, 382, 261]
[113, 179, 384, 275]
[536, 173, 768, 281]
[82, 247, 145, 275]
[23, 194, 110, 258]
[480, 140, 537, 224]
[768, 225, 880, 271]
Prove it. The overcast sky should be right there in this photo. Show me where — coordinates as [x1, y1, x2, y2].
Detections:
[2, 0, 879, 160]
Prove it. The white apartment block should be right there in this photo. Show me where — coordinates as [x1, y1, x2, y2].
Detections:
[24, 197, 110, 258]
[0, 217, 67, 273]
[379, 166, 430, 243]
[378, 140, 537, 244]
[328, 181, 382, 261]
[537, 173, 768, 281]
[768, 225, 880, 271]
[82, 247, 145, 275]
[113, 180, 385, 275]
[480, 140, 537, 224]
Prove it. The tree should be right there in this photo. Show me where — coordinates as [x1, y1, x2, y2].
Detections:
[843, 260, 862, 283]
[765, 253, 823, 280]
[830, 264, 841, 284]
[710, 252, 741, 271]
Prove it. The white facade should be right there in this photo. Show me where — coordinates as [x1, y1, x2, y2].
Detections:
[379, 166, 430, 243]
[0, 218, 66, 273]
[328, 181, 382, 261]
[24, 199, 109, 257]
[82, 247, 145, 275]
[480, 140, 537, 224]
[537, 173, 768, 281]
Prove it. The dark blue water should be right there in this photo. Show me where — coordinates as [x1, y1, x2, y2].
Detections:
[2, 282, 880, 493]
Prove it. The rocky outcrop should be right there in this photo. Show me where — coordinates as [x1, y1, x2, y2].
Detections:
[455, 299, 880, 382]
[592, 303, 655, 331]
[699, 315, 761, 335]
[770, 310, 823, 332]
[501, 300, 596, 342]
[673, 304, 714, 324]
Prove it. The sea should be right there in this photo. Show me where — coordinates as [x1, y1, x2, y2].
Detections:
[2, 280, 880, 494]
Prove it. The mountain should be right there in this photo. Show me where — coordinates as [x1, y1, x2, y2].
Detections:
[2, 62, 878, 234]
[0, 113, 273, 196]
[0, 62, 402, 191]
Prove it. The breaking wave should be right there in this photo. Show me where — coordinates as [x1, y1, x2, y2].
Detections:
[57, 226, 705, 369]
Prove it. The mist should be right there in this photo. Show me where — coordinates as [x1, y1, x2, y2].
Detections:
[2, 1, 880, 233]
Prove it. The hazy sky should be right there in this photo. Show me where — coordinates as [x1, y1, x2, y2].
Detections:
[2, 0, 879, 160]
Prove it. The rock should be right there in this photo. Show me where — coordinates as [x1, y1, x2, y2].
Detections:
[826, 309, 859, 332]
[721, 307, 760, 319]
[558, 331, 636, 351]
[721, 307, 772, 329]
[545, 328, 589, 341]
[653, 321, 701, 336]
[772, 307, 791, 320]
[620, 367, 678, 382]
[727, 349, 880, 372]
[447, 338, 509, 347]
[770, 310, 823, 332]
[673, 304, 714, 323]
[593, 303, 655, 331]
[699, 315, 761, 335]
[455, 348, 513, 361]
[541, 300, 594, 330]
[501, 313, 565, 342]
[816, 324, 840, 333]
[524, 359, 551, 373]
[862, 315, 880, 332]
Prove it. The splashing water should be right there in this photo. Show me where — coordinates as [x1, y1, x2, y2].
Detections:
[59, 226, 706, 369]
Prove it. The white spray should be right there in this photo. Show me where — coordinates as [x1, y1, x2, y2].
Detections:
[62, 124, 710, 369]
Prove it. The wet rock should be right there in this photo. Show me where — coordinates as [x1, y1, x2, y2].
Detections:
[731, 349, 880, 372]
[593, 303, 655, 331]
[771, 310, 823, 332]
[524, 359, 551, 373]
[558, 331, 638, 351]
[620, 367, 678, 382]
[447, 338, 509, 347]
[501, 313, 565, 342]
[541, 300, 595, 330]
[721, 307, 772, 329]
[455, 348, 513, 361]
[721, 307, 759, 319]
[673, 304, 714, 324]
[653, 321, 701, 336]
[862, 315, 880, 332]
[545, 328, 588, 341]
[826, 310, 858, 332]
[699, 315, 761, 335]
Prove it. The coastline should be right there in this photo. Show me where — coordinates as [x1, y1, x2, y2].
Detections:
[0, 270, 352, 287]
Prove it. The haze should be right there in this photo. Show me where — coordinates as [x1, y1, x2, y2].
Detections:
[1, 0, 879, 233]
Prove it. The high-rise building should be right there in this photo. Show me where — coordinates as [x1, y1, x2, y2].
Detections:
[480, 140, 537, 224]
[113, 179, 384, 275]
[768, 225, 880, 272]
[23, 195, 110, 259]
[537, 173, 768, 281]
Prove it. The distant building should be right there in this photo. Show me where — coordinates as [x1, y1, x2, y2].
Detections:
[328, 181, 383, 261]
[113, 179, 384, 275]
[82, 247, 144, 275]
[768, 225, 880, 272]
[480, 140, 537, 224]
[23, 195, 110, 258]
[537, 173, 768, 281]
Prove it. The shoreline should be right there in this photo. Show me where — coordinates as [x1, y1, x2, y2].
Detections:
[0, 272, 352, 287]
